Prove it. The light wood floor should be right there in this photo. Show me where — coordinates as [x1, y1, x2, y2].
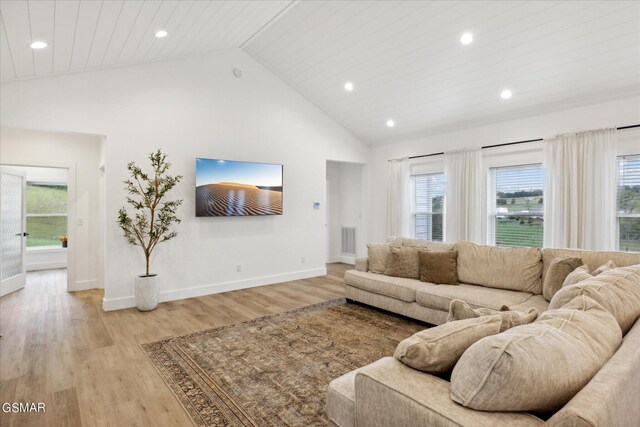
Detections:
[0, 264, 350, 427]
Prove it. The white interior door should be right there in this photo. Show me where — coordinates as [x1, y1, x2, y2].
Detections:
[1, 166, 27, 297]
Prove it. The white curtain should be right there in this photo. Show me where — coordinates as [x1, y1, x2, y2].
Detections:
[445, 148, 483, 243]
[387, 158, 411, 239]
[543, 128, 617, 250]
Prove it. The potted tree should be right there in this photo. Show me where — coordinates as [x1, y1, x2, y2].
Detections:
[117, 149, 183, 311]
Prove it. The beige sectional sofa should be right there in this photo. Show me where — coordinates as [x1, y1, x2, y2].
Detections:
[328, 238, 640, 427]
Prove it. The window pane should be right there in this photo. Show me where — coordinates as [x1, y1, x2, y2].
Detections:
[26, 183, 67, 214]
[416, 213, 443, 241]
[26, 216, 67, 247]
[492, 164, 543, 248]
[617, 154, 640, 252]
[414, 173, 445, 241]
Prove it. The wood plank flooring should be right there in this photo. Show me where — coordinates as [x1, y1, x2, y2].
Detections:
[0, 264, 350, 427]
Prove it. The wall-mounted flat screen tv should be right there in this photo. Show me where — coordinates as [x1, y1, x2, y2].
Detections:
[196, 158, 283, 217]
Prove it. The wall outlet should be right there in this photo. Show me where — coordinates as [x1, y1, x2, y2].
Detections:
[301, 257, 306, 264]
[236, 264, 242, 272]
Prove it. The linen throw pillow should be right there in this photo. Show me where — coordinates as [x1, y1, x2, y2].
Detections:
[384, 246, 423, 279]
[562, 260, 619, 288]
[367, 243, 393, 274]
[419, 250, 458, 285]
[550, 264, 640, 334]
[394, 315, 502, 373]
[450, 295, 622, 412]
[543, 257, 584, 301]
[447, 300, 538, 332]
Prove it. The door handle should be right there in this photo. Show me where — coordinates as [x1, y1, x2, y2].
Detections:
[15, 232, 28, 236]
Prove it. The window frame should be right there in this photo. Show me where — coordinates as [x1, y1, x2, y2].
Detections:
[487, 162, 544, 248]
[411, 171, 446, 242]
[615, 153, 640, 253]
[25, 181, 69, 250]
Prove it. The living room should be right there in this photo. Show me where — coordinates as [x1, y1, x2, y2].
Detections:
[0, 1, 639, 426]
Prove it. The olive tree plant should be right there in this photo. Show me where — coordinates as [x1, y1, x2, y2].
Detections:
[117, 149, 183, 277]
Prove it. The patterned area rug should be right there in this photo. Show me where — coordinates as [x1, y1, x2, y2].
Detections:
[141, 298, 425, 427]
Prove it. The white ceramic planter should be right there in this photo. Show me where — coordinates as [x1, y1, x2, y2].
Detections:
[135, 275, 159, 311]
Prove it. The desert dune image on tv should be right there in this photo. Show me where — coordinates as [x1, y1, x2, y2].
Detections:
[196, 158, 283, 217]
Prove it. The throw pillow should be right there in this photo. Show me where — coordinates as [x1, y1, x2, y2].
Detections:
[562, 265, 592, 287]
[367, 243, 393, 274]
[419, 250, 458, 285]
[447, 300, 538, 332]
[543, 257, 584, 301]
[384, 246, 423, 279]
[550, 264, 640, 334]
[394, 315, 502, 373]
[450, 295, 622, 413]
[562, 261, 619, 288]
[591, 260, 617, 275]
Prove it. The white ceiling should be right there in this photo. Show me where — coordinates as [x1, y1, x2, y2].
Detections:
[1, 1, 639, 145]
[245, 0, 640, 144]
[0, 0, 291, 81]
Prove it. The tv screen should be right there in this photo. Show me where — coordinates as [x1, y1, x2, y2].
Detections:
[195, 158, 283, 217]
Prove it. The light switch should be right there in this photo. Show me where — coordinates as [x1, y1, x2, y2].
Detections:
[77, 218, 84, 226]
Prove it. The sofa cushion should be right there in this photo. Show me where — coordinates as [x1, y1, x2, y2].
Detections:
[344, 270, 422, 302]
[562, 265, 593, 287]
[549, 264, 640, 334]
[419, 250, 458, 285]
[542, 248, 640, 283]
[450, 295, 622, 413]
[504, 294, 549, 314]
[354, 357, 544, 427]
[398, 237, 456, 252]
[456, 241, 542, 293]
[327, 368, 359, 427]
[384, 246, 423, 279]
[447, 300, 538, 332]
[367, 243, 393, 274]
[543, 257, 583, 301]
[416, 283, 533, 312]
[394, 315, 502, 373]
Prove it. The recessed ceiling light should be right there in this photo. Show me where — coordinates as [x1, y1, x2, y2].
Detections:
[460, 33, 473, 45]
[500, 89, 513, 99]
[386, 120, 395, 128]
[344, 81, 354, 91]
[29, 41, 47, 49]
[155, 30, 168, 38]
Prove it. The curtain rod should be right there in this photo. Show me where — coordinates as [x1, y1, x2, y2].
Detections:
[398, 123, 640, 161]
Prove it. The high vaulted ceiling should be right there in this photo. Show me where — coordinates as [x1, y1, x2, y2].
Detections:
[0, 0, 291, 81]
[2, 1, 639, 145]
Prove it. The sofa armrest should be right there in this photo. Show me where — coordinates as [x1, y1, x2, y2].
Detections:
[354, 257, 368, 272]
[355, 357, 542, 427]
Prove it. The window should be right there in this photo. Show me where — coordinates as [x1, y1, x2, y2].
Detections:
[26, 183, 67, 248]
[489, 164, 543, 248]
[617, 154, 640, 252]
[413, 173, 445, 241]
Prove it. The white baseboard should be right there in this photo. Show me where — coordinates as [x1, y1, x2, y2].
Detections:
[26, 261, 67, 271]
[70, 279, 100, 292]
[328, 255, 356, 265]
[102, 267, 328, 312]
[1, 280, 24, 298]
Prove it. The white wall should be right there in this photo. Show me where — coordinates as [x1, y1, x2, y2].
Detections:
[369, 96, 640, 243]
[0, 128, 103, 288]
[326, 161, 366, 264]
[0, 49, 369, 310]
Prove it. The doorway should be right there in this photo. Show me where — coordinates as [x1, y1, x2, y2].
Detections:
[0, 165, 70, 297]
[326, 160, 366, 265]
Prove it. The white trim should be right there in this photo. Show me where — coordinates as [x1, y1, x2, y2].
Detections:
[0, 280, 25, 297]
[26, 261, 67, 271]
[74, 279, 100, 291]
[329, 255, 356, 265]
[102, 267, 328, 311]
[27, 246, 67, 253]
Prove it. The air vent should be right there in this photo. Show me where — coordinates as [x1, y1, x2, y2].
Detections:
[341, 227, 356, 255]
